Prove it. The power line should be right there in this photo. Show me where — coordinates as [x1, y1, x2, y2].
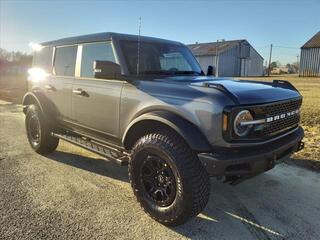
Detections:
[273, 45, 300, 49]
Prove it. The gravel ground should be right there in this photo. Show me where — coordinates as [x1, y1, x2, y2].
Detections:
[0, 100, 320, 240]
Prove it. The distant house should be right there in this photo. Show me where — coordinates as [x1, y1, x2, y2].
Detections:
[188, 40, 264, 77]
[299, 31, 320, 77]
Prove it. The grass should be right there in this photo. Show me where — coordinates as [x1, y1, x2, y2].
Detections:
[1, 73, 319, 169]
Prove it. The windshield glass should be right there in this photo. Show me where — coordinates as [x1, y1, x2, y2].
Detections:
[119, 40, 202, 76]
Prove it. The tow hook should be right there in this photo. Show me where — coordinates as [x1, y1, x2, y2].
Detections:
[297, 141, 305, 152]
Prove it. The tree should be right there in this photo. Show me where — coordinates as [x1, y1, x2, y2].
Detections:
[270, 61, 278, 70]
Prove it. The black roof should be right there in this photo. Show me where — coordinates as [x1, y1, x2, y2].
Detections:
[41, 32, 182, 47]
[301, 31, 320, 49]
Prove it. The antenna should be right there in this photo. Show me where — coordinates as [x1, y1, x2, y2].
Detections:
[136, 17, 142, 75]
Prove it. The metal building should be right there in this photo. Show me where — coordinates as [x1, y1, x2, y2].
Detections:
[299, 31, 320, 77]
[188, 40, 264, 77]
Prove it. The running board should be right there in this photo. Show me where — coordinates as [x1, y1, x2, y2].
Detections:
[52, 132, 129, 166]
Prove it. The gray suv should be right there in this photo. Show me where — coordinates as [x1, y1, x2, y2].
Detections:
[23, 32, 304, 226]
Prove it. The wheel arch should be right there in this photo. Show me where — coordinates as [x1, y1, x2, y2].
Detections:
[22, 92, 44, 114]
[122, 111, 212, 152]
[22, 91, 57, 125]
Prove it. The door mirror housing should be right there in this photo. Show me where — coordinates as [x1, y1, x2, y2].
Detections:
[93, 60, 121, 79]
[207, 65, 214, 76]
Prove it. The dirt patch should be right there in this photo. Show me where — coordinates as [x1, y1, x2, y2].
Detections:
[0, 74, 28, 104]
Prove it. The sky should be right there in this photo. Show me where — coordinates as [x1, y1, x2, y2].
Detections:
[1, 0, 319, 64]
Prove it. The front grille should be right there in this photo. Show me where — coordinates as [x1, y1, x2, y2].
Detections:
[255, 98, 302, 137]
[260, 98, 302, 116]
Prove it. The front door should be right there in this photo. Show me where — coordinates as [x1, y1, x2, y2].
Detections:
[71, 41, 123, 138]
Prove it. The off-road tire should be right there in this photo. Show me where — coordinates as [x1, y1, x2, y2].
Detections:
[129, 130, 210, 226]
[25, 104, 59, 154]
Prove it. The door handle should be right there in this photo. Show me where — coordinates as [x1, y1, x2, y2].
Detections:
[73, 88, 88, 96]
[45, 84, 56, 91]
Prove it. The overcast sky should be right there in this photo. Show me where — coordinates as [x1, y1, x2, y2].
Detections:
[1, 0, 319, 64]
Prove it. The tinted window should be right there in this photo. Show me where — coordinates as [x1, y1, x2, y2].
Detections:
[54, 46, 77, 76]
[81, 42, 116, 78]
[160, 52, 192, 71]
[33, 47, 53, 72]
[119, 40, 202, 76]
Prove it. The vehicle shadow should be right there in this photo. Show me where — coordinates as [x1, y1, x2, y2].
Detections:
[173, 164, 320, 239]
[46, 150, 129, 183]
[43, 150, 320, 239]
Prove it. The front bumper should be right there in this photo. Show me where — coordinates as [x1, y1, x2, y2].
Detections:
[198, 127, 304, 177]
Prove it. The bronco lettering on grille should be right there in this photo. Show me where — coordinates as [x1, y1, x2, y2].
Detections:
[266, 109, 300, 123]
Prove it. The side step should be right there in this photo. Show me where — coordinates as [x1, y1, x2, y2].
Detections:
[52, 132, 129, 166]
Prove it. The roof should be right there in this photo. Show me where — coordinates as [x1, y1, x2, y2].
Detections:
[301, 31, 320, 49]
[41, 32, 182, 47]
[188, 40, 246, 56]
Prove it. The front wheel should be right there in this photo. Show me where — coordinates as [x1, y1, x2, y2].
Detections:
[129, 131, 210, 226]
[25, 104, 59, 154]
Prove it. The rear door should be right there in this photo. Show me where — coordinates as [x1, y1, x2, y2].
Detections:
[71, 41, 123, 138]
[46, 45, 77, 122]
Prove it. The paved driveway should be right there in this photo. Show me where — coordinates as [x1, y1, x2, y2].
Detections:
[0, 101, 319, 240]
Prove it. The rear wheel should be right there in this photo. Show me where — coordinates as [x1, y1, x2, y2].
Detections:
[129, 130, 210, 226]
[25, 104, 59, 154]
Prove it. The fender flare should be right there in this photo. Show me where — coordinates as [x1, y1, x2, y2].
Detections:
[122, 111, 212, 152]
[22, 92, 43, 114]
[22, 91, 57, 123]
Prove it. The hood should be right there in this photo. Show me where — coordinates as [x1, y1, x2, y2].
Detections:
[153, 76, 301, 105]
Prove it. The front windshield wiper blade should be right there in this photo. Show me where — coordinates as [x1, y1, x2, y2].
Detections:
[172, 71, 202, 76]
[140, 70, 202, 76]
[139, 70, 175, 75]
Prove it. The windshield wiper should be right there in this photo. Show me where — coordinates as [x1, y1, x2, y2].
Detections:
[172, 71, 202, 76]
[140, 70, 202, 76]
[140, 70, 175, 75]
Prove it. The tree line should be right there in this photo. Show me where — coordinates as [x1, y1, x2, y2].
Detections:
[0, 48, 33, 65]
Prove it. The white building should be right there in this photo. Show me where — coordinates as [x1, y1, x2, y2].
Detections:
[188, 40, 264, 77]
[299, 31, 320, 77]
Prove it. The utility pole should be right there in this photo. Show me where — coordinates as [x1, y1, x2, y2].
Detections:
[215, 39, 224, 77]
[268, 44, 273, 76]
[215, 40, 218, 77]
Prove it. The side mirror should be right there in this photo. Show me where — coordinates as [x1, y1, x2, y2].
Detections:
[207, 65, 214, 76]
[93, 60, 121, 79]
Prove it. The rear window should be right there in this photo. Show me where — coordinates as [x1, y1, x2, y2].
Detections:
[32, 47, 53, 72]
[54, 46, 77, 76]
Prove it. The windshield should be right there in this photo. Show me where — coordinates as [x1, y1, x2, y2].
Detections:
[119, 40, 202, 76]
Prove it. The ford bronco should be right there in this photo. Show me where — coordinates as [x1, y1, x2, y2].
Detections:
[24, 32, 304, 226]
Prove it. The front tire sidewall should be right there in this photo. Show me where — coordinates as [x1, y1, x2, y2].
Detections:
[129, 132, 210, 226]
[130, 145, 186, 222]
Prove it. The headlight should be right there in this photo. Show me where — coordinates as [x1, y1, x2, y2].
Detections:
[233, 110, 253, 137]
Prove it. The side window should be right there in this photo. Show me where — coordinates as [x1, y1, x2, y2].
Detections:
[54, 46, 77, 76]
[81, 42, 116, 78]
[33, 47, 53, 72]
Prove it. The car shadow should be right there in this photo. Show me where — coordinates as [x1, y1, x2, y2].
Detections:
[46, 150, 129, 183]
[43, 150, 320, 239]
[172, 177, 282, 239]
[172, 164, 320, 239]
